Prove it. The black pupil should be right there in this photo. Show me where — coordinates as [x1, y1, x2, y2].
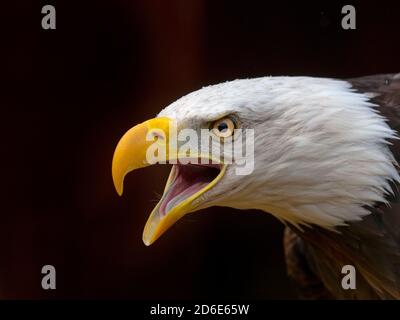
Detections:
[217, 122, 228, 132]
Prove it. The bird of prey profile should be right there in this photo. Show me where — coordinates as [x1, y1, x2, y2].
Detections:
[112, 73, 400, 299]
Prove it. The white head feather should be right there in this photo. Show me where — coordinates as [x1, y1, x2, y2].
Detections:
[158, 76, 400, 229]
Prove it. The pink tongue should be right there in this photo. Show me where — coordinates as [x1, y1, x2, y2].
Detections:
[159, 165, 218, 216]
[165, 181, 208, 214]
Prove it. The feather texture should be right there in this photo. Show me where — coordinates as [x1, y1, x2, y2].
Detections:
[285, 73, 400, 299]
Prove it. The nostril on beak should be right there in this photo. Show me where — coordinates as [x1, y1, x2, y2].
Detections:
[149, 129, 166, 141]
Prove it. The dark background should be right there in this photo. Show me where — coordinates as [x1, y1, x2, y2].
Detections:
[1, 0, 400, 299]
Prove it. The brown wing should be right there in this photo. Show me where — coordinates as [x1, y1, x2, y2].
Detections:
[284, 73, 400, 299]
[284, 228, 333, 299]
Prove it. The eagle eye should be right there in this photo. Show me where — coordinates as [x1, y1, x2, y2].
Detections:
[211, 117, 235, 138]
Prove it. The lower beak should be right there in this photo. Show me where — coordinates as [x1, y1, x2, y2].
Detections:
[112, 117, 226, 245]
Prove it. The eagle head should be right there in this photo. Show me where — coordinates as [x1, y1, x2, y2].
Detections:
[112, 76, 399, 245]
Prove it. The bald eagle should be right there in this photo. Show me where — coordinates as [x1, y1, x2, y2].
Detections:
[112, 74, 400, 299]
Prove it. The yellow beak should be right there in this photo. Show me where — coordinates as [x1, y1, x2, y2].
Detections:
[112, 117, 226, 246]
[112, 117, 172, 196]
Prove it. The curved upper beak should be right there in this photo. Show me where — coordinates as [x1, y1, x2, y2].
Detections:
[112, 117, 171, 196]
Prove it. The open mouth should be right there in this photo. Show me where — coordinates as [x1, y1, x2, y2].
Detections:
[159, 163, 222, 216]
[141, 161, 226, 245]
